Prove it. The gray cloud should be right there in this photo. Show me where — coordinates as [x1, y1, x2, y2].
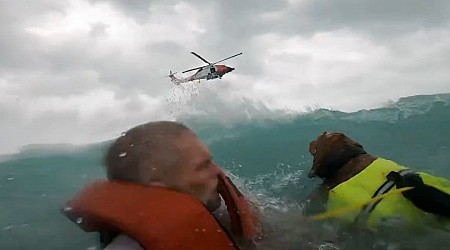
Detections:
[0, 1, 68, 69]
[1, 0, 450, 154]
[279, 0, 450, 38]
[88, 0, 153, 23]
[207, 0, 450, 40]
[89, 22, 109, 38]
[303, 0, 450, 29]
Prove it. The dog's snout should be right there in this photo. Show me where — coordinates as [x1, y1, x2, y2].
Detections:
[309, 141, 317, 155]
[308, 169, 316, 178]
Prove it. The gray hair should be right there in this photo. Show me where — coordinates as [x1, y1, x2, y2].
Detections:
[105, 121, 191, 185]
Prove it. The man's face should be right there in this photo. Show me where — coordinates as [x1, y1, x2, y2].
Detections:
[169, 131, 221, 207]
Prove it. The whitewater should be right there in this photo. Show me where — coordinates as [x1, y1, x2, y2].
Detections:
[1, 89, 449, 250]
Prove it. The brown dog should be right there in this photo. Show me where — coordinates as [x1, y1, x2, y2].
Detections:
[308, 132, 376, 189]
[304, 132, 376, 214]
[305, 131, 450, 222]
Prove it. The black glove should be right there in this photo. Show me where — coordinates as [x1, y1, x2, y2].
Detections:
[387, 171, 424, 188]
[387, 171, 450, 218]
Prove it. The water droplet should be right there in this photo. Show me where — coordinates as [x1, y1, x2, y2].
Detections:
[64, 207, 73, 212]
[118, 152, 127, 157]
[195, 229, 199, 232]
[217, 229, 222, 232]
[121, 132, 127, 136]
[202, 229, 206, 232]
[76, 217, 83, 224]
[318, 242, 339, 250]
[130, 144, 134, 147]
[152, 168, 157, 171]
[6, 177, 14, 181]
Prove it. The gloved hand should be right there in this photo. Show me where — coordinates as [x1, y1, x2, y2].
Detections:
[386, 171, 450, 218]
[386, 171, 424, 189]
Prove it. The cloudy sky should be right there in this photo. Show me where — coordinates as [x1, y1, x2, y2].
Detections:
[1, 0, 450, 154]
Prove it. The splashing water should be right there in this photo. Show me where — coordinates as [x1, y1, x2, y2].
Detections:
[1, 93, 449, 249]
[165, 83, 201, 117]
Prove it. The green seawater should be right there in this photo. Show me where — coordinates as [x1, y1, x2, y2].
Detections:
[1, 93, 449, 249]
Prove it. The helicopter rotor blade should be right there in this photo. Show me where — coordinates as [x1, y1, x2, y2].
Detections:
[182, 66, 204, 74]
[190, 52, 210, 64]
[212, 52, 243, 65]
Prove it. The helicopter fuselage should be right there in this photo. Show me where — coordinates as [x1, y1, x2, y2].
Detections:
[192, 64, 235, 81]
[169, 52, 241, 85]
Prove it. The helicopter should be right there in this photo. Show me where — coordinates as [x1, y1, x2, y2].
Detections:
[169, 52, 242, 85]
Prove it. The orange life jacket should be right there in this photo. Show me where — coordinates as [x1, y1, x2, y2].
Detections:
[63, 172, 259, 250]
[217, 171, 260, 240]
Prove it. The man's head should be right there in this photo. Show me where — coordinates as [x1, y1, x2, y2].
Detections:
[105, 121, 221, 206]
[308, 132, 366, 180]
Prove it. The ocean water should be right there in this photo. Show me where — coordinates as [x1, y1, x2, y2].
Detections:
[1, 92, 450, 250]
